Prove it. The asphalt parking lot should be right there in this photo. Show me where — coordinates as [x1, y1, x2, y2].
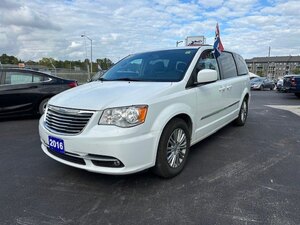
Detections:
[1, 91, 300, 225]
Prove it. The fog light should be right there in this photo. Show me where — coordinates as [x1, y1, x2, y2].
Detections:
[113, 160, 121, 167]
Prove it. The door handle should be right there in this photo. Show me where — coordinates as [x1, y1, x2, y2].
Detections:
[226, 85, 232, 90]
[219, 87, 226, 92]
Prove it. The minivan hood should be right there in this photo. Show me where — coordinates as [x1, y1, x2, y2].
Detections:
[49, 81, 173, 110]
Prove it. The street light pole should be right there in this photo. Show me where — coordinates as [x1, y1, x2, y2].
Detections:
[81, 34, 93, 80]
[176, 40, 183, 47]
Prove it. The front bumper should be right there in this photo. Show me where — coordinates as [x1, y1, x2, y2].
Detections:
[39, 115, 160, 175]
[284, 87, 299, 93]
[251, 85, 261, 90]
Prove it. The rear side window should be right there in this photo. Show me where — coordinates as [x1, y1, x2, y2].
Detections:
[234, 53, 248, 76]
[3, 72, 50, 85]
[33, 74, 48, 82]
[5, 72, 33, 85]
[217, 52, 238, 79]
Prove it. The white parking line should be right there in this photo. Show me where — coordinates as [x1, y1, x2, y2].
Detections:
[266, 105, 300, 116]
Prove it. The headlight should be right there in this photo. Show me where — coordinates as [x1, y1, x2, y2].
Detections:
[99, 105, 148, 127]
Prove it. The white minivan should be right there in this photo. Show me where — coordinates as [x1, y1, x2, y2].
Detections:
[39, 46, 250, 178]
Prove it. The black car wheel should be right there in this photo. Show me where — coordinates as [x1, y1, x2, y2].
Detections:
[38, 98, 50, 115]
[260, 85, 264, 91]
[153, 118, 190, 178]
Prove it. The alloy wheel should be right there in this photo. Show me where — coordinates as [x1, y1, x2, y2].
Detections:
[166, 128, 187, 168]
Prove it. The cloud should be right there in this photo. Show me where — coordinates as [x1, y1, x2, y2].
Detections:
[0, 0, 21, 9]
[0, 0, 300, 63]
[198, 0, 224, 8]
[2, 6, 61, 30]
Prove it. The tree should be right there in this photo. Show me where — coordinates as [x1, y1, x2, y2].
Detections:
[0, 54, 19, 64]
[256, 71, 263, 76]
[0, 53, 113, 71]
[96, 58, 114, 70]
[39, 58, 55, 67]
[292, 67, 300, 74]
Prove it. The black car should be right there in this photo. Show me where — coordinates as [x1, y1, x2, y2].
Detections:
[0, 68, 77, 118]
[283, 74, 300, 98]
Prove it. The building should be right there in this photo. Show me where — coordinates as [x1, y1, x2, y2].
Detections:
[246, 56, 300, 79]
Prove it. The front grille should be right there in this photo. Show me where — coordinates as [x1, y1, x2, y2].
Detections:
[45, 105, 94, 135]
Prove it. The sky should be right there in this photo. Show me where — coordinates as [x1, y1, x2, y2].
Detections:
[1, 0, 300, 63]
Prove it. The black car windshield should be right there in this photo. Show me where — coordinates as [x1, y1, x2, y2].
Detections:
[102, 49, 197, 82]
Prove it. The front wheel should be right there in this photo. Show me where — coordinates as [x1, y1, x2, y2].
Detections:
[153, 118, 190, 178]
[234, 98, 248, 126]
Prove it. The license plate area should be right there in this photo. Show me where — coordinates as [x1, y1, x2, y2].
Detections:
[48, 136, 65, 154]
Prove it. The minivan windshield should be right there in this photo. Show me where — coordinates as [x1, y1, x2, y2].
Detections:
[102, 49, 197, 82]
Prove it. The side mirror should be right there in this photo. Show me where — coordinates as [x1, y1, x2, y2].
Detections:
[197, 69, 218, 84]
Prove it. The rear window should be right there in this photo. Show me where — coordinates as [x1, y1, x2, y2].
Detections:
[217, 52, 238, 79]
[234, 53, 248, 76]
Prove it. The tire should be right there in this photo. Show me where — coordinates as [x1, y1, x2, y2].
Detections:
[234, 98, 248, 126]
[38, 98, 50, 115]
[260, 85, 264, 91]
[270, 85, 275, 90]
[153, 118, 190, 178]
[295, 93, 300, 98]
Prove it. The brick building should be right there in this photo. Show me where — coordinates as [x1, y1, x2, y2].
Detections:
[246, 56, 300, 79]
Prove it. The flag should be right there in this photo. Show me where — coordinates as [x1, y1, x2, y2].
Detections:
[213, 23, 224, 58]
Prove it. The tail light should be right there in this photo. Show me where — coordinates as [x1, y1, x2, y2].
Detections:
[68, 81, 78, 88]
[291, 77, 297, 87]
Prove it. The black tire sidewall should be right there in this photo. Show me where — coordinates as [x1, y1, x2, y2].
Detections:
[234, 98, 248, 126]
[38, 98, 50, 115]
[153, 118, 190, 178]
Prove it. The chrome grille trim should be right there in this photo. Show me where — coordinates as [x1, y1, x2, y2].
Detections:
[45, 105, 95, 135]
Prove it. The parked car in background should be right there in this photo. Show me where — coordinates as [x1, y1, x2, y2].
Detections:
[283, 74, 300, 98]
[0, 68, 78, 118]
[276, 78, 284, 92]
[249, 72, 260, 80]
[39, 46, 250, 178]
[250, 77, 275, 90]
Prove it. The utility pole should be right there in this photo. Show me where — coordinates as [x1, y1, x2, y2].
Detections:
[81, 34, 93, 80]
[267, 46, 271, 77]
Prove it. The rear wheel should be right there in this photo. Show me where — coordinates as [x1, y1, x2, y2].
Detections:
[234, 98, 248, 126]
[38, 98, 50, 115]
[153, 118, 190, 178]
